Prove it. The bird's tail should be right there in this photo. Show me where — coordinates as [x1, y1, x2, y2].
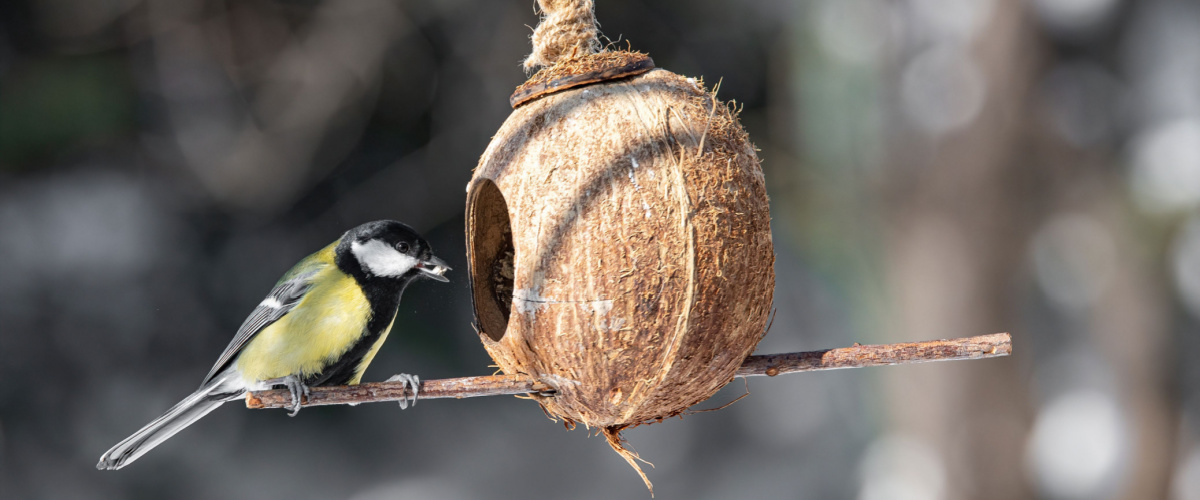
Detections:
[97, 372, 243, 470]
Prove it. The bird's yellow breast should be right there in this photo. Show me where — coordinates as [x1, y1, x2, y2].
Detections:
[235, 269, 373, 384]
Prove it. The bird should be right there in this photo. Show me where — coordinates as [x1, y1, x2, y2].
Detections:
[97, 220, 450, 470]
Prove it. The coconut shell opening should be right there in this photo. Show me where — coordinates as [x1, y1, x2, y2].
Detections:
[467, 178, 514, 342]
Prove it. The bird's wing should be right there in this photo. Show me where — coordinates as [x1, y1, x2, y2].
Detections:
[200, 257, 327, 386]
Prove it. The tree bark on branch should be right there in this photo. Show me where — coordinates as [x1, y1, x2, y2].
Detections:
[246, 333, 1011, 410]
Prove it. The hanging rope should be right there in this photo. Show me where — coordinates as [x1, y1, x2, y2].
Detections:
[524, 0, 602, 71]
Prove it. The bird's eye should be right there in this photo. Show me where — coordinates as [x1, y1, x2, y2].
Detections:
[396, 242, 411, 253]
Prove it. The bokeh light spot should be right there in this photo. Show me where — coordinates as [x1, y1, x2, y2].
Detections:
[901, 46, 987, 136]
[858, 433, 946, 500]
[1130, 118, 1200, 214]
[1025, 390, 1128, 499]
[1030, 213, 1117, 311]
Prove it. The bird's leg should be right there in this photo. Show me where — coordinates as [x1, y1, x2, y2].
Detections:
[264, 375, 310, 417]
[386, 373, 420, 409]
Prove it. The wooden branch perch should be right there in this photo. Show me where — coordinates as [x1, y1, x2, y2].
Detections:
[246, 374, 552, 409]
[736, 332, 1012, 377]
[246, 332, 1011, 410]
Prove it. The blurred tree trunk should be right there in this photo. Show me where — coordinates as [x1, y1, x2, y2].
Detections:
[880, 2, 1037, 498]
[880, 2, 1175, 498]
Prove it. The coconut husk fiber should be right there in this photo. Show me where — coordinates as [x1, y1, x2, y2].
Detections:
[465, 54, 775, 490]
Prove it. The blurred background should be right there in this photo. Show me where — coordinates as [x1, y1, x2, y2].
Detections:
[0, 0, 1197, 498]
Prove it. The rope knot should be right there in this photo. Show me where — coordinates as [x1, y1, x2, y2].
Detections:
[523, 0, 601, 72]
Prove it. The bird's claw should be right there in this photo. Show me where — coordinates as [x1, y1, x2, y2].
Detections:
[266, 375, 310, 417]
[386, 373, 420, 410]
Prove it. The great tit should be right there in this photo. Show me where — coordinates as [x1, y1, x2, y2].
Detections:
[97, 220, 450, 470]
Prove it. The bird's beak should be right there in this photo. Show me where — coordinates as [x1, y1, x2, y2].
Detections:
[417, 255, 451, 282]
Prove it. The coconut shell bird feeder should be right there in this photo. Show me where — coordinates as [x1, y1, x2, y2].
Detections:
[464, 0, 774, 484]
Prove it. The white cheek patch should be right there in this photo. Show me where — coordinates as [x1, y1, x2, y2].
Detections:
[351, 239, 419, 277]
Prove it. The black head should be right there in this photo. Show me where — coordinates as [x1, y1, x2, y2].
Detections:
[335, 220, 450, 282]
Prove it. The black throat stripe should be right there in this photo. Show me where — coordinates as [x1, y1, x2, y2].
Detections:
[306, 243, 417, 386]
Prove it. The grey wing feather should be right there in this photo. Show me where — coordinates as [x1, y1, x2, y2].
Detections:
[200, 270, 319, 385]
